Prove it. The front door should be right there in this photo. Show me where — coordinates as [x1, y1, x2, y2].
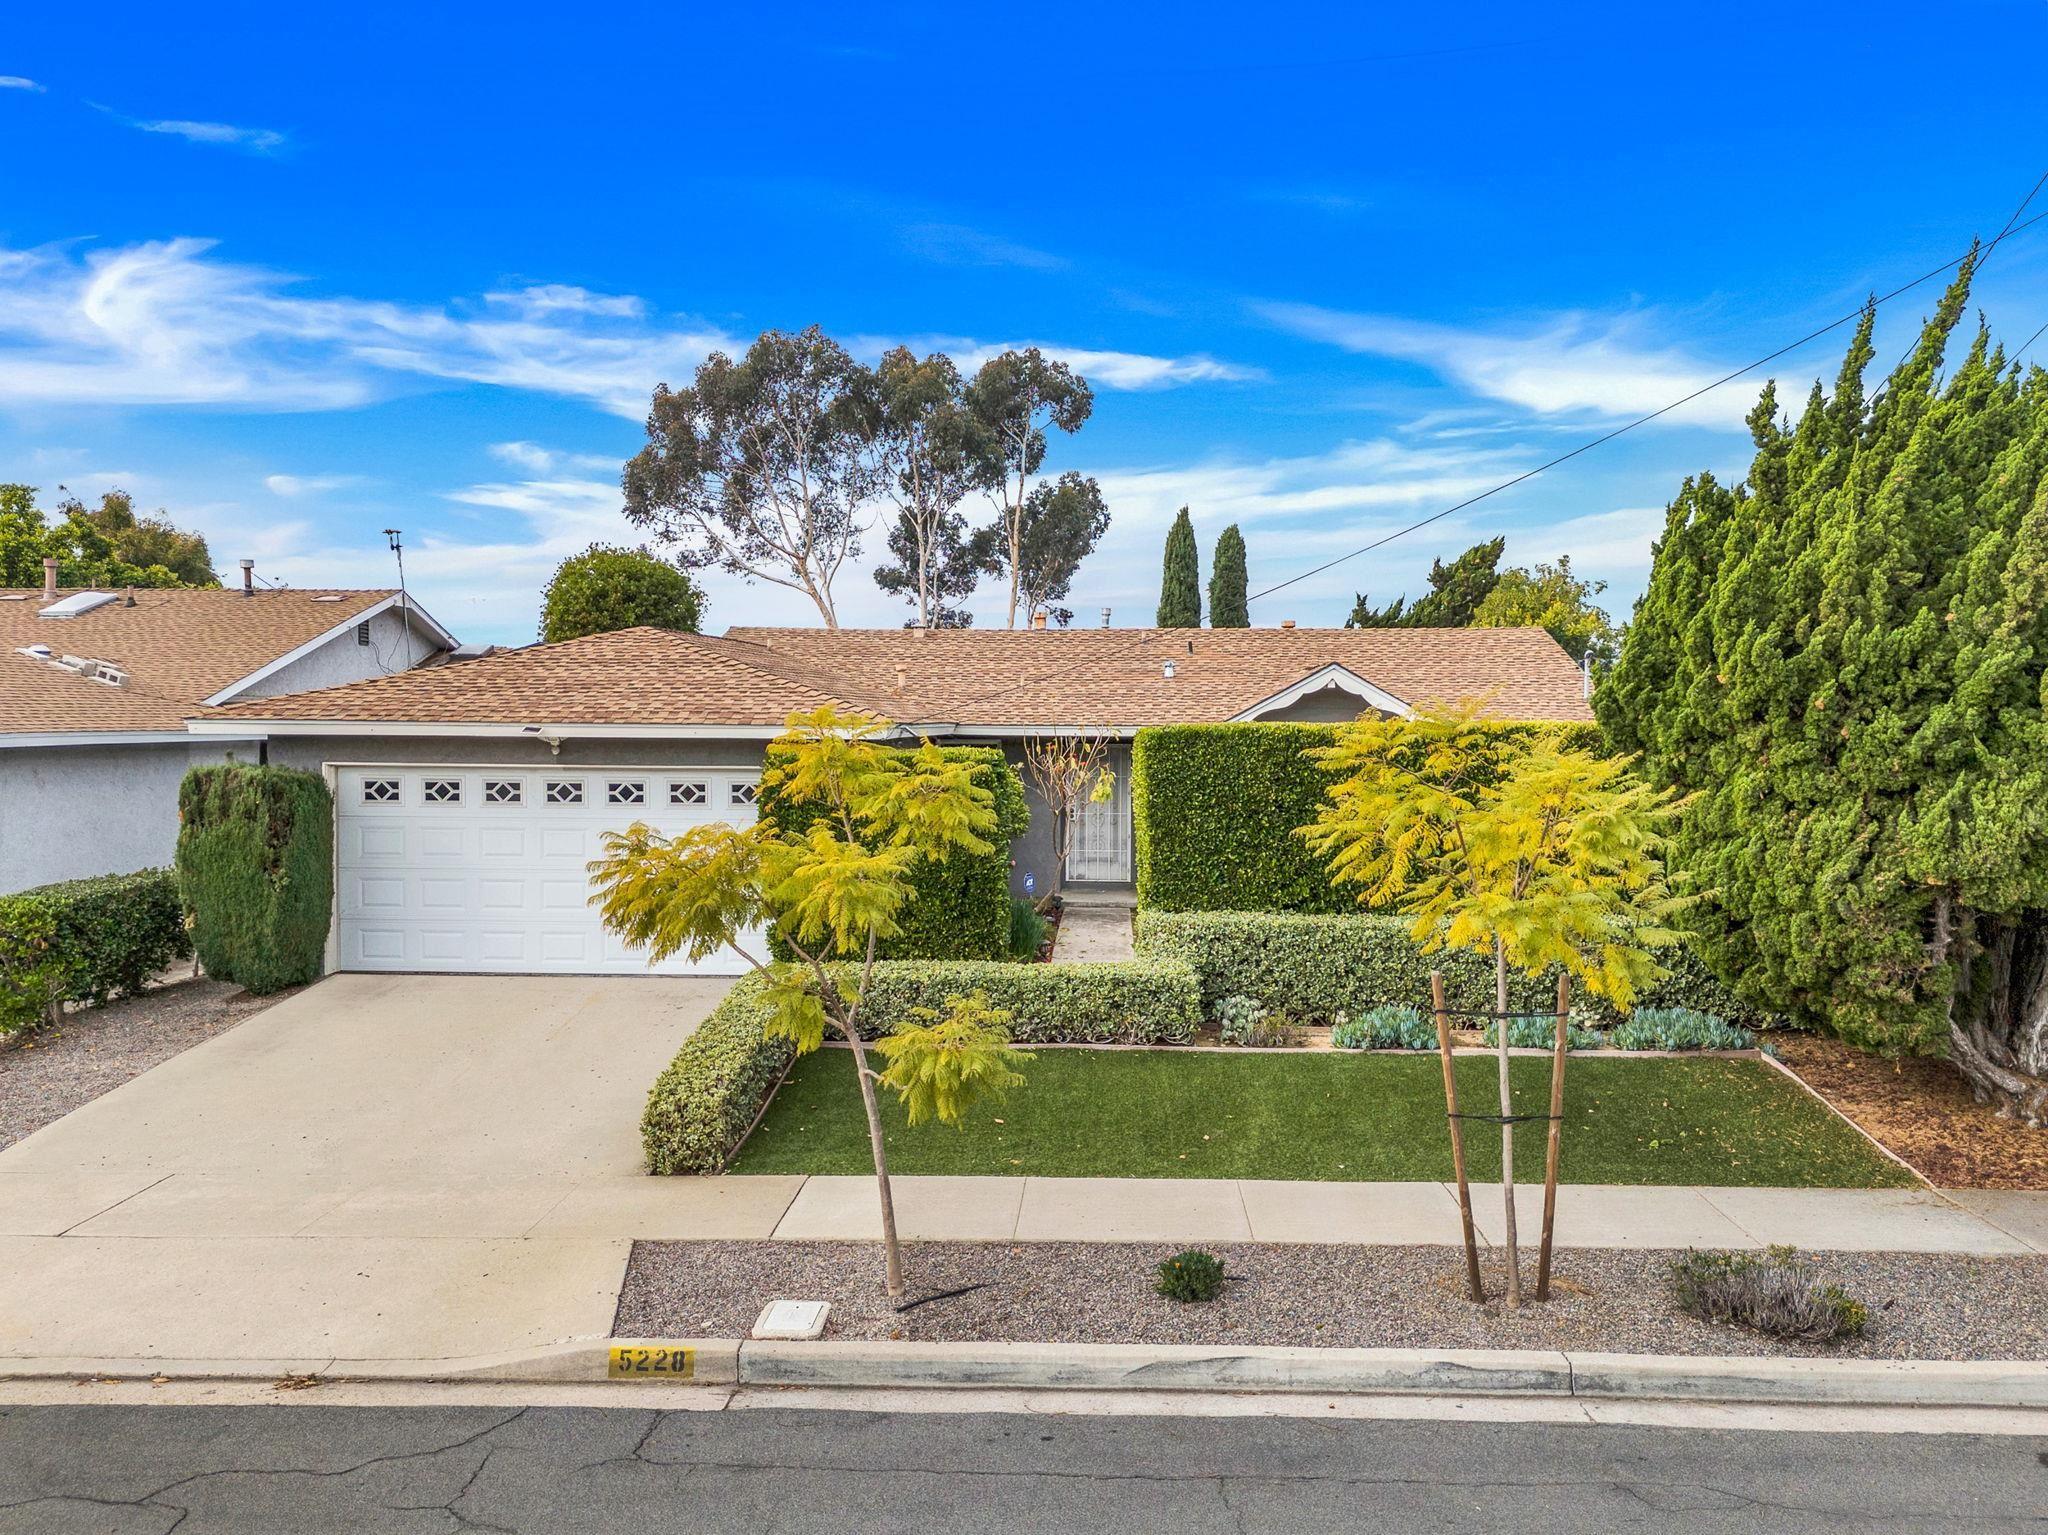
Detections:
[1066, 748, 1132, 883]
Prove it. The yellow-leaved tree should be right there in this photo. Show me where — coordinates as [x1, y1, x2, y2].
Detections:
[1300, 702, 1685, 1305]
[589, 708, 1031, 1297]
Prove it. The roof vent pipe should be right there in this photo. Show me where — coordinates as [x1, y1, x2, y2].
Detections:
[41, 557, 57, 604]
[1280, 619, 1296, 629]
[239, 558, 255, 596]
[893, 664, 906, 692]
[1100, 607, 1111, 628]
[1162, 660, 1177, 679]
[123, 586, 135, 607]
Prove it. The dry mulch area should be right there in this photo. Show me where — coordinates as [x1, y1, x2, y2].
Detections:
[1771, 1033, 2048, 1190]
[615, 1239, 2048, 1361]
[0, 977, 286, 1150]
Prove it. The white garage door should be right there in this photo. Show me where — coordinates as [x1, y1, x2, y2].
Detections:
[334, 765, 762, 975]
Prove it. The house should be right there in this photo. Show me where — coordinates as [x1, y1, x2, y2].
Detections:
[1, 559, 456, 893]
[189, 621, 1592, 978]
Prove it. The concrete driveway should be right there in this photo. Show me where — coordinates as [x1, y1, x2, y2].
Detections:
[0, 973, 810, 1368]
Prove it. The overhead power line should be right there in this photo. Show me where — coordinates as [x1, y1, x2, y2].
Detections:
[1247, 190, 2048, 607]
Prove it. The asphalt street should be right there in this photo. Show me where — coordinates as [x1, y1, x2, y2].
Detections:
[2, 1402, 2044, 1533]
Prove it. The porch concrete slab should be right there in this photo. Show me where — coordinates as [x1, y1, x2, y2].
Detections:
[0, 1235, 629, 1360]
[1698, 1187, 2031, 1254]
[1465, 1184, 1760, 1251]
[1050, 907, 1135, 963]
[1940, 1189, 2048, 1253]
[1241, 1179, 1469, 1245]
[773, 1175, 1025, 1241]
[64, 1173, 363, 1237]
[528, 1174, 807, 1239]
[0, 1171, 167, 1236]
[1014, 1177, 1252, 1243]
[298, 1177, 580, 1239]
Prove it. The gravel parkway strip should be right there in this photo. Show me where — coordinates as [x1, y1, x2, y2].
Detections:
[615, 1239, 2048, 1362]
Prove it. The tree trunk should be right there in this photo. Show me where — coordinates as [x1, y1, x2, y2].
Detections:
[846, 1029, 905, 1296]
[1494, 934, 1521, 1307]
[1949, 911, 2048, 1128]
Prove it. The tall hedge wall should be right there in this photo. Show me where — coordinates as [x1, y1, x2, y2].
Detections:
[760, 742, 1029, 961]
[175, 763, 333, 995]
[1132, 720, 1602, 913]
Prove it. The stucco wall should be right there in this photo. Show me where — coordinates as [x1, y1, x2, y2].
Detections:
[0, 740, 247, 894]
[238, 606, 440, 700]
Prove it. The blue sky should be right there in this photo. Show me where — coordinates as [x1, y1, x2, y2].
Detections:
[4, 3, 2045, 644]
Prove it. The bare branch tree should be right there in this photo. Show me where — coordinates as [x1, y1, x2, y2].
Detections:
[1020, 729, 1116, 911]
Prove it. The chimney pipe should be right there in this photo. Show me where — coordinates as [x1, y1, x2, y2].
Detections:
[123, 585, 135, 608]
[1031, 609, 1048, 630]
[41, 557, 58, 604]
[239, 558, 255, 597]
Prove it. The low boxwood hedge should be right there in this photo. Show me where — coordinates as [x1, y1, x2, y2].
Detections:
[1133, 909, 1766, 1029]
[0, 868, 189, 1020]
[641, 957, 1203, 1174]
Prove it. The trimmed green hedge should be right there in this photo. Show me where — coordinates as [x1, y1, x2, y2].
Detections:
[641, 956, 1202, 1174]
[175, 763, 333, 995]
[0, 868, 189, 1012]
[1132, 721, 1601, 913]
[1133, 909, 1767, 1028]
[760, 743, 1029, 961]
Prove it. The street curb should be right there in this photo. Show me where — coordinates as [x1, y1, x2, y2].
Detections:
[9, 1339, 2048, 1408]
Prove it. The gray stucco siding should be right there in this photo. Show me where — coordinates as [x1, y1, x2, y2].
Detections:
[236, 607, 441, 700]
[0, 739, 248, 894]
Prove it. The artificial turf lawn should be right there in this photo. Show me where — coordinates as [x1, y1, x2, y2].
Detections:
[726, 1048, 1916, 1188]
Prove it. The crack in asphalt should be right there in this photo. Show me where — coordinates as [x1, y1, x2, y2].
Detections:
[0, 1406, 533, 1533]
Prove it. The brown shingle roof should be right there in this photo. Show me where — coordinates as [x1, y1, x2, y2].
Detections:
[727, 625, 1594, 724]
[204, 622, 1592, 728]
[205, 626, 891, 725]
[1, 587, 399, 736]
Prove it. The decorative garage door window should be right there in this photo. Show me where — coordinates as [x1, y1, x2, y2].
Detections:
[669, 780, 707, 805]
[608, 780, 646, 805]
[484, 779, 523, 804]
[729, 780, 758, 807]
[362, 778, 401, 804]
[423, 778, 462, 804]
[545, 779, 584, 805]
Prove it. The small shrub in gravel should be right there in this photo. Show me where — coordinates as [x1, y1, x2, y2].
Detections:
[1668, 1246, 1868, 1342]
[1480, 1015, 1608, 1051]
[1614, 1007, 1754, 1052]
[1156, 1248, 1226, 1303]
[1331, 1004, 1439, 1051]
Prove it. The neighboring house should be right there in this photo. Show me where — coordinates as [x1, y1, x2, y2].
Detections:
[1, 562, 455, 893]
[191, 622, 1592, 978]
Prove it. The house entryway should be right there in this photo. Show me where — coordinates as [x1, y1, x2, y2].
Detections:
[1051, 885, 1136, 962]
[1066, 746, 1132, 884]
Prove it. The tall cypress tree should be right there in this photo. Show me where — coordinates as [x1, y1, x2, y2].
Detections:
[1208, 524, 1249, 627]
[1157, 506, 1201, 627]
[1599, 252, 2048, 1124]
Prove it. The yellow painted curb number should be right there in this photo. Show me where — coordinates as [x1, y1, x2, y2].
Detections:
[608, 1344, 696, 1380]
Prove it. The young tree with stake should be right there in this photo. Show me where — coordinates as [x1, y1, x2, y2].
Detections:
[1019, 728, 1117, 910]
[1301, 704, 1684, 1305]
[588, 708, 1031, 1296]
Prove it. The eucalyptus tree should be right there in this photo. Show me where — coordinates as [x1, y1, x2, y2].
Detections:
[965, 348, 1094, 627]
[624, 326, 881, 628]
[869, 347, 989, 628]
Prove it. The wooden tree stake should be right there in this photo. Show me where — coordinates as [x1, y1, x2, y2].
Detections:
[1432, 970, 1485, 1303]
[1535, 972, 1570, 1301]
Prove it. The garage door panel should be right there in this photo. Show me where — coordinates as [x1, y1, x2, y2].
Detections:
[335, 765, 756, 976]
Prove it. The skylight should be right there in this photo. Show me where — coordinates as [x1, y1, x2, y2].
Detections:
[38, 591, 120, 620]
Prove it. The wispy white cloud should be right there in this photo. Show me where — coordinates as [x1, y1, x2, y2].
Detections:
[487, 440, 621, 475]
[0, 76, 44, 92]
[263, 472, 360, 497]
[0, 238, 736, 417]
[1255, 299, 1744, 428]
[130, 116, 287, 153]
[900, 222, 1069, 272]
